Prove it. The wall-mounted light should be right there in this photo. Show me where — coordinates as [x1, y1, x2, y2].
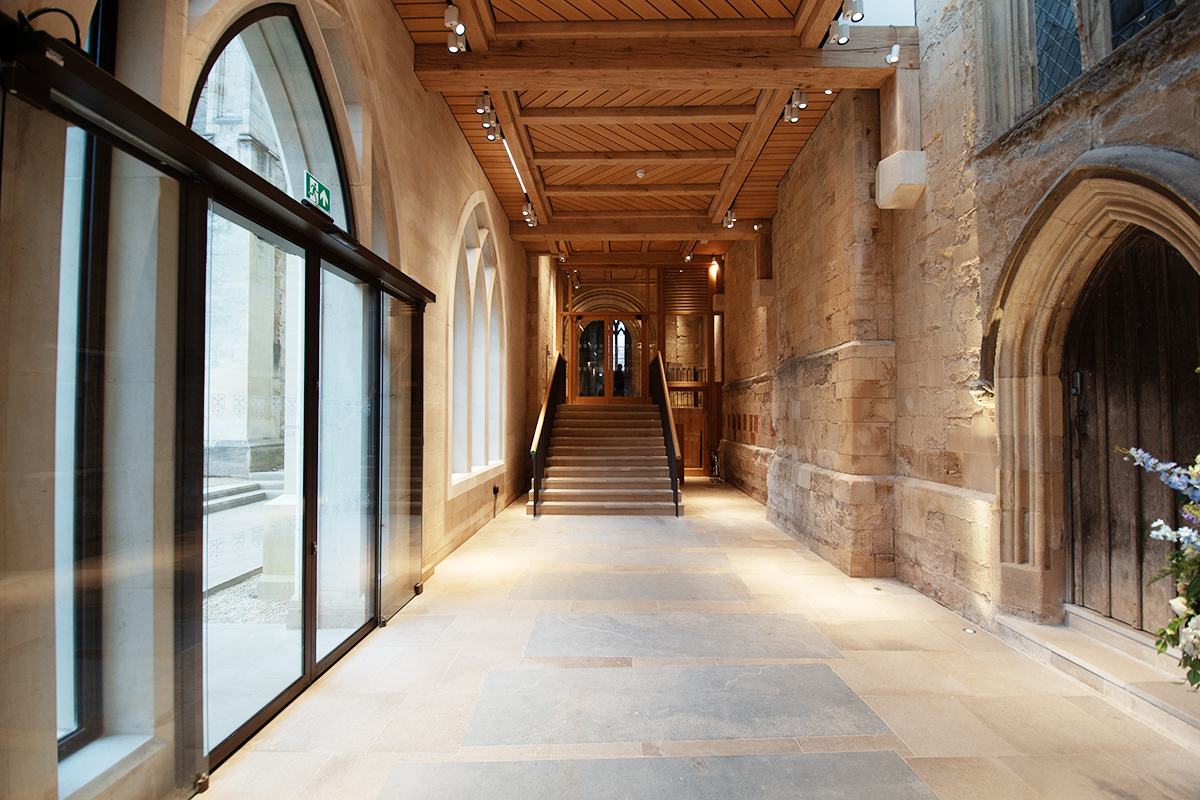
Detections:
[830, 17, 849, 45]
[885, 25, 900, 64]
[848, 0, 865, 23]
[444, 3, 466, 35]
[722, 210, 736, 229]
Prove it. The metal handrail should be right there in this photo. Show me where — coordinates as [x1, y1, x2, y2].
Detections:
[649, 353, 683, 516]
[529, 354, 567, 516]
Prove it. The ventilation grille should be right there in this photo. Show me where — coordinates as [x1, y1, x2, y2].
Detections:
[664, 268, 709, 314]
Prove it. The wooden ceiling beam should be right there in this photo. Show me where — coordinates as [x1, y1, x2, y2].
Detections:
[536, 150, 736, 165]
[552, 210, 708, 219]
[521, 105, 758, 125]
[511, 218, 766, 241]
[545, 183, 721, 196]
[414, 31, 918, 92]
[708, 88, 791, 223]
[494, 19, 795, 40]
[490, 91, 550, 220]
[558, 253, 693, 266]
[460, 0, 495, 51]
[794, 0, 849, 48]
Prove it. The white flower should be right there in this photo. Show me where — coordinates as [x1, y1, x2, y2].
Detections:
[1169, 596, 1191, 617]
[1182, 618, 1200, 659]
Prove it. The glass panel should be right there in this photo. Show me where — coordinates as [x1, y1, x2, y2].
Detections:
[713, 316, 723, 384]
[665, 315, 708, 382]
[191, 16, 350, 230]
[203, 202, 305, 750]
[54, 124, 87, 743]
[1111, 0, 1176, 47]
[381, 293, 421, 619]
[1034, 0, 1083, 103]
[611, 318, 643, 398]
[577, 319, 606, 397]
[316, 265, 374, 661]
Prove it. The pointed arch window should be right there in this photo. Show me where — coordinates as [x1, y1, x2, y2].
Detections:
[451, 204, 505, 479]
[189, 7, 353, 232]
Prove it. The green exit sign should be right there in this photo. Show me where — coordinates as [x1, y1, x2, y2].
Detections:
[305, 171, 331, 216]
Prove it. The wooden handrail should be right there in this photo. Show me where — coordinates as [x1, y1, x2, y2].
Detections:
[529, 354, 567, 515]
[650, 352, 683, 515]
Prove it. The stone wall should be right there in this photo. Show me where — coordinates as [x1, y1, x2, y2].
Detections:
[718, 240, 775, 500]
[765, 89, 898, 578]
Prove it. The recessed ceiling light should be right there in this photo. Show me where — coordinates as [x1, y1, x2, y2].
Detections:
[963, 628, 976, 634]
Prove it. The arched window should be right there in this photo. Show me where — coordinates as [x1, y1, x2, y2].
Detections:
[451, 203, 505, 478]
[189, 8, 352, 231]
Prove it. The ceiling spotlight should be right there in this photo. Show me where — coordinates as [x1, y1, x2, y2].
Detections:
[636, 168, 645, 179]
[481, 109, 496, 128]
[792, 89, 808, 110]
[447, 31, 465, 52]
[475, 95, 490, 114]
[522, 202, 532, 217]
[444, 3, 466, 35]
[830, 18, 849, 45]
[558, 250, 567, 262]
[885, 25, 900, 64]
[848, 0, 865, 23]
[722, 210, 736, 229]
[753, 222, 761, 231]
[785, 103, 800, 124]
[824, 88, 834, 95]
[526, 208, 538, 228]
[486, 123, 500, 141]
[684, 252, 693, 262]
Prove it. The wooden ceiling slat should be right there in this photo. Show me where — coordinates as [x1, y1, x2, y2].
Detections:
[536, 150, 736, 164]
[545, 183, 721, 196]
[522, 106, 757, 125]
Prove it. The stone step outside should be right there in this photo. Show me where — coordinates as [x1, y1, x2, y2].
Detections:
[1066, 604, 1184, 672]
[203, 489, 269, 515]
[993, 611, 1200, 751]
[204, 482, 262, 501]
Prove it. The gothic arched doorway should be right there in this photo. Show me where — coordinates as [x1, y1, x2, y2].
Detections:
[1064, 230, 1200, 633]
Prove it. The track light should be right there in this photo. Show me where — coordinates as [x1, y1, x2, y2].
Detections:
[792, 89, 808, 110]
[830, 18, 849, 45]
[885, 25, 900, 64]
[684, 251, 693, 262]
[848, 0, 865, 23]
[444, 3, 466, 36]
[486, 123, 500, 142]
[475, 95, 490, 114]
[447, 31, 465, 52]
[722, 210, 736, 229]
[785, 103, 800, 124]
[558, 251, 567, 263]
[825, 88, 834, 95]
[753, 223, 762, 231]
[522, 202, 532, 217]
[525, 207, 538, 227]
[481, 109, 496, 128]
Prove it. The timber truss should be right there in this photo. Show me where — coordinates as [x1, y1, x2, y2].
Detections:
[394, 0, 920, 262]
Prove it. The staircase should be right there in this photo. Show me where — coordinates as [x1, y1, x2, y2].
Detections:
[202, 470, 284, 515]
[527, 403, 681, 516]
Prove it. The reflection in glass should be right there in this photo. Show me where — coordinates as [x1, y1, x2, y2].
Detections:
[577, 319, 606, 397]
[611, 319, 643, 398]
[203, 203, 305, 750]
[380, 294, 421, 619]
[54, 125, 87, 742]
[191, 16, 349, 229]
[316, 266, 374, 660]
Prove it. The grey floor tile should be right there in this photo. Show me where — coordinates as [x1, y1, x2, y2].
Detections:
[463, 664, 889, 745]
[524, 612, 843, 659]
[507, 572, 754, 602]
[377, 752, 937, 799]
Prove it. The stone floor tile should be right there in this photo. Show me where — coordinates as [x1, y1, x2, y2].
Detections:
[815, 620, 970, 652]
[828, 650, 972, 696]
[999, 754, 1177, 799]
[204, 750, 329, 800]
[641, 737, 802, 757]
[920, 650, 1090, 696]
[298, 753, 399, 800]
[248, 691, 405, 753]
[368, 692, 480, 755]
[905, 756, 1040, 800]
[863, 696, 1022, 758]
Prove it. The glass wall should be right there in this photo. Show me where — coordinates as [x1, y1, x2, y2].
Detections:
[203, 203, 306, 750]
[381, 294, 421, 619]
[316, 264, 375, 661]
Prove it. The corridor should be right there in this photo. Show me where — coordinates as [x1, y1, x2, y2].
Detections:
[203, 485, 1200, 799]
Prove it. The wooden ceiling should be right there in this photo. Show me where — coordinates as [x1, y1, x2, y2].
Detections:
[392, 0, 917, 261]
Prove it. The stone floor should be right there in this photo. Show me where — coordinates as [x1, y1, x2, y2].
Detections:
[203, 483, 1200, 799]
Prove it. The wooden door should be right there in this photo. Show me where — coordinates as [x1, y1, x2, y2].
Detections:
[1065, 231, 1200, 633]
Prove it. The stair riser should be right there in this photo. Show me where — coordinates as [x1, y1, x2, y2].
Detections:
[539, 491, 676, 502]
[203, 482, 262, 501]
[203, 491, 268, 515]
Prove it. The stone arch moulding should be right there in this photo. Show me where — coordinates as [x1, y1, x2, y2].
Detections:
[982, 145, 1200, 621]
